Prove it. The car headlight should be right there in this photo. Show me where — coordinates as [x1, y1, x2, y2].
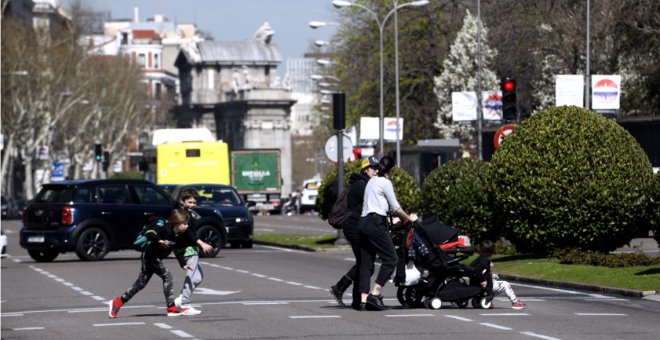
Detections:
[235, 217, 243, 223]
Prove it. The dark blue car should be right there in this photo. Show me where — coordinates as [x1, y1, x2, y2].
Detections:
[170, 184, 255, 248]
[20, 179, 226, 262]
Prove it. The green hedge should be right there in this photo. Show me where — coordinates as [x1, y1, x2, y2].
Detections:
[490, 106, 655, 254]
[317, 159, 422, 220]
[420, 158, 495, 243]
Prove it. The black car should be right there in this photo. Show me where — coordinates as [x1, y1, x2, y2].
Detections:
[170, 184, 255, 248]
[20, 179, 227, 262]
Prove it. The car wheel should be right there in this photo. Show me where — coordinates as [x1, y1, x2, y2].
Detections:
[196, 224, 223, 257]
[75, 227, 109, 261]
[28, 249, 59, 262]
[241, 240, 253, 248]
[230, 241, 241, 248]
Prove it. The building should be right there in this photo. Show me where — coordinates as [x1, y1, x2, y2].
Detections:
[174, 23, 296, 195]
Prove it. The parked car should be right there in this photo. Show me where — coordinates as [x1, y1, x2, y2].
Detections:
[19, 179, 226, 262]
[170, 184, 255, 248]
[297, 178, 322, 214]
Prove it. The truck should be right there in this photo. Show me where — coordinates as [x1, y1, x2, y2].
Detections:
[230, 149, 282, 213]
[144, 128, 230, 185]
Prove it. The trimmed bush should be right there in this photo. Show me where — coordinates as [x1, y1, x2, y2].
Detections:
[420, 158, 495, 243]
[490, 106, 655, 254]
[552, 248, 660, 267]
[317, 160, 422, 220]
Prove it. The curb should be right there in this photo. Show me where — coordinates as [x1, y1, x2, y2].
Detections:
[255, 240, 659, 302]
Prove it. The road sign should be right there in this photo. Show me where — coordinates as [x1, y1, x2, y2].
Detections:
[325, 135, 354, 162]
[494, 124, 516, 149]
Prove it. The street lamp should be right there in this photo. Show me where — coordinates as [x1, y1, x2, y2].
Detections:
[309, 21, 339, 29]
[314, 40, 332, 47]
[311, 74, 340, 82]
[316, 59, 334, 66]
[333, 0, 429, 158]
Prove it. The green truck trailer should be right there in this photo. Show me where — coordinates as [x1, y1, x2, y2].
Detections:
[230, 149, 282, 213]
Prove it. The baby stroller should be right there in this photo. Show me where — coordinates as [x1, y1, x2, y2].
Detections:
[391, 216, 492, 310]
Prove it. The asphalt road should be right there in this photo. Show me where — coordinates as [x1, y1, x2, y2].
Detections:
[2, 218, 659, 339]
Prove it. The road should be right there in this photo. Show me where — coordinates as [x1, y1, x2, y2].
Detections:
[2, 218, 659, 339]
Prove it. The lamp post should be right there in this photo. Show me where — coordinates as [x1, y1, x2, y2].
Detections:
[333, 0, 429, 159]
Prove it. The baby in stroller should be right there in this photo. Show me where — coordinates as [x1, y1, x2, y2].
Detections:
[391, 216, 493, 309]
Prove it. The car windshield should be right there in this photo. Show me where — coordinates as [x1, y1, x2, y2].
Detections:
[304, 182, 320, 190]
[197, 188, 241, 206]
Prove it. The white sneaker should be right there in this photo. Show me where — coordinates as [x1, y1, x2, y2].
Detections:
[174, 295, 182, 307]
[182, 306, 202, 315]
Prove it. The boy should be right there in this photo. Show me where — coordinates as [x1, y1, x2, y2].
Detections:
[170, 207, 213, 314]
[108, 215, 189, 318]
[471, 240, 527, 309]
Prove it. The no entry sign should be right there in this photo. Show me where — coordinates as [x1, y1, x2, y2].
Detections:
[494, 124, 516, 149]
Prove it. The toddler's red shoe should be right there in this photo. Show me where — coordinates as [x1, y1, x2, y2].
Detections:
[108, 297, 123, 318]
[511, 301, 527, 309]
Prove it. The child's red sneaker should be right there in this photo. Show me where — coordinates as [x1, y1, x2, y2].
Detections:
[167, 305, 189, 317]
[108, 297, 123, 318]
[511, 301, 527, 309]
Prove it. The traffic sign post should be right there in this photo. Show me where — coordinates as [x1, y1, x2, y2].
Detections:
[493, 124, 516, 149]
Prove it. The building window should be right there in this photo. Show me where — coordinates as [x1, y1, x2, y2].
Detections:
[208, 70, 214, 90]
[137, 54, 146, 68]
[154, 54, 160, 69]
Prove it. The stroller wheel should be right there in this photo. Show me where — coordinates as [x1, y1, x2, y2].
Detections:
[397, 287, 409, 307]
[474, 296, 492, 309]
[425, 297, 442, 310]
[405, 286, 425, 308]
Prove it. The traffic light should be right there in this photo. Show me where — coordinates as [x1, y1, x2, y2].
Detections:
[94, 143, 102, 162]
[102, 151, 110, 172]
[332, 92, 345, 130]
[501, 77, 517, 121]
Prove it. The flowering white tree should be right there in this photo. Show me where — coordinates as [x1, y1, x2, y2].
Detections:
[433, 10, 498, 145]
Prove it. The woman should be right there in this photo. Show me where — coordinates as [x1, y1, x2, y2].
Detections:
[329, 156, 379, 309]
[357, 156, 416, 311]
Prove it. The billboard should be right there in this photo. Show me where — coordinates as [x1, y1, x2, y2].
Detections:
[555, 75, 584, 107]
[591, 75, 621, 110]
[359, 117, 404, 141]
[451, 91, 502, 122]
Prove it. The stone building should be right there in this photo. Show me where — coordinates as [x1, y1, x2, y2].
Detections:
[174, 23, 296, 195]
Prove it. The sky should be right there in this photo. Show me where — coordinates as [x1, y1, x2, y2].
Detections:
[62, 0, 339, 60]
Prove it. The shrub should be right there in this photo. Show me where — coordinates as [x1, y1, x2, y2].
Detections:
[317, 160, 422, 220]
[420, 158, 495, 243]
[490, 106, 655, 254]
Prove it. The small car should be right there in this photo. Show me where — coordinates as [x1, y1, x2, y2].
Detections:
[297, 178, 322, 214]
[0, 228, 7, 258]
[19, 179, 226, 262]
[170, 184, 255, 248]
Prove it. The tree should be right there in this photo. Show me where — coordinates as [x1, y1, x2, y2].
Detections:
[433, 9, 498, 147]
[332, 0, 469, 146]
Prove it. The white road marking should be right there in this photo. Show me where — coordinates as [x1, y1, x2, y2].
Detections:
[286, 281, 302, 286]
[268, 277, 284, 282]
[94, 322, 145, 327]
[92, 296, 106, 301]
[303, 285, 322, 289]
[480, 313, 531, 316]
[2, 313, 24, 317]
[242, 301, 289, 305]
[445, 315, 473, 322]
[154, 323, 172, 329]
[289, 315, 342, 319]
[520, 331, 562, 340]
[251, 273, 266, 278]
[194, 287, 239, 296]
[235, 269, 250, 274]
[574, 313, 627, 316]
[385, 314, 435, 317]
[13, 327, 45, 331]
[480, 323, 512, 330]
[511, 282, 616, 299]
[170, 330, 194, 338]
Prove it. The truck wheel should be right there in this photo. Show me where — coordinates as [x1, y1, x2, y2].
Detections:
[28, 249, 59, 262]
[75, 227, 109, 261]
[196, 224, 223, 257]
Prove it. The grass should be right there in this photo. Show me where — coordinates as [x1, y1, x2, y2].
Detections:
[254, 234, 660, 292]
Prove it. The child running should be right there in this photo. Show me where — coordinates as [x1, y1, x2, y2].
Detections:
[471, 240, 527, 309]
[170, 207, 213, 314]
[108, 215, 191, 318]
